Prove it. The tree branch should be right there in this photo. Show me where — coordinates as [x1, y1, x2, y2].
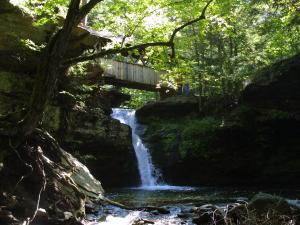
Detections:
[63, 41, 173, 65]
[63, 0, 213, 66]
[77, 0, 105, 24]
[168, 0, 214, 57]
[169, 0, 213, 43]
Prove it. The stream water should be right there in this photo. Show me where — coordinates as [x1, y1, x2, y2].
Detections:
[111, 108, 161, 187]
[86, 187, 300, 225]
[84, 108, 300, 225]
[111, 108, 190, 191]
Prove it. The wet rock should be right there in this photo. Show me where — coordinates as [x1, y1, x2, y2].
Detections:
[155, 207, 170, 214]
[133, 218, 155, 224]
[31, 208, 49, 224]
[192, 204, 218, 214]
[61, 107, 139, 187]
[64, 211, 73, 220]
[101, 89, 131, 108]
[226, 203, 248, 224]
[48, 218, 84, 225]
[248, 192, 295, 215]
[177, 212, 195, 218]
[192, 212, 211, 224]
[85, 200, 98, 214]
[0, 209, 19, 225]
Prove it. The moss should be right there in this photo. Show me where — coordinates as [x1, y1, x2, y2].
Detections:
[225, 105, 258, 127]
[0, 71, 14, 92]
[141, 116, 222, 160]
[43, 105, 61, 131]
[0, 71, 33, 115]
[179, 117, 221, 159]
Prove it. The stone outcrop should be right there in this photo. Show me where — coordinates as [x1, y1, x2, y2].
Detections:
[136, 96, 199, 120]
[0, 0, 46, 74]
[242, 53, 300, 111]
[59, 106, 139, 187]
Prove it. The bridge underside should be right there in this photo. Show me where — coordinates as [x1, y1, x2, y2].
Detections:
[102, 76, 177, 98]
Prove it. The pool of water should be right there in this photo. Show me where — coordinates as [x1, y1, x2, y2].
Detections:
[85, 186, 300, 225]
[106, 186, 300, 207]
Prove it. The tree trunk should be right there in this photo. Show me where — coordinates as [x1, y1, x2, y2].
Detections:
[81, 0, 88, 25]
[18, 0, 81, 140]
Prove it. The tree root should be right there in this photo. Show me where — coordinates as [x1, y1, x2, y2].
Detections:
[1, 126, 171, 225]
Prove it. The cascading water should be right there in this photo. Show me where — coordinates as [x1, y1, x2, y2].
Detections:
[111, 108, 162, 187]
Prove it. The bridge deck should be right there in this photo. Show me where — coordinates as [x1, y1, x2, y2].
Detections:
[101, 59, 166, 91]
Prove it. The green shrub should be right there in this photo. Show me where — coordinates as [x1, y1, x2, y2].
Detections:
[180, 117, 221, 159]
[257, 109, 300, 121]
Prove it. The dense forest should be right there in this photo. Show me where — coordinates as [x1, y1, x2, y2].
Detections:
[0, 0, 299, 224]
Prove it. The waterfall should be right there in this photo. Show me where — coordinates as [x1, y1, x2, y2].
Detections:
[111, 108, 161, 187]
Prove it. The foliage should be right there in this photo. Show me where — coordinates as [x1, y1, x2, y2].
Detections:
[179, 117, 221, 158]
[142, 115, 221, 159]
[257, 109, 300, 122]
[16, 0, 300, 105]
[20, 38, 45, 51]
[121, 88, 157, 108]
[85, 0, 300, 104]
[24, 0, 69, 26]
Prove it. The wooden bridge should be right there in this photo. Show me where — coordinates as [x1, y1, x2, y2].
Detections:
[100, 59, 176, 97]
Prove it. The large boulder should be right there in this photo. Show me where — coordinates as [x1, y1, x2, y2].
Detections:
[242, 53, 300, 111]
[248, 193, 294, 215]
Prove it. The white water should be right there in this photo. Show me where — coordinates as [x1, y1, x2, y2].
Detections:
[111, 108, 162, 188]
[111, 108, 195, 191]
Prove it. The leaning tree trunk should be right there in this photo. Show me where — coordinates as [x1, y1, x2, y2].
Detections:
[0, 1, 94, 222]
[18, 0, 81, 139]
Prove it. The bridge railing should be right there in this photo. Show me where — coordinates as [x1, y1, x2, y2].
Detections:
[101, 59, 160, 86]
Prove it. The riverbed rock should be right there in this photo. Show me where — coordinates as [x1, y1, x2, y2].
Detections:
[0, 209, 19, 225]
[248, 193, 296, 215]
[192, 212, 211, 224]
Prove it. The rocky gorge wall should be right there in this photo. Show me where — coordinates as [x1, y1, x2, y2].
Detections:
[135, 53, 300, 186]
[0, 0, 138, 188]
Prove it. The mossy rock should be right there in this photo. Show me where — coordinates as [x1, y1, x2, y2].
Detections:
[248, 193, 293, 215]
[0, 0, 46, 52]
[0, 71, 33, 115]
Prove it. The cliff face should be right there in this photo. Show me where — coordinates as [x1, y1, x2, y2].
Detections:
[242, 53, 300, 111]
[136, 54, 300, 186]
[0, 0, 138, 188]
